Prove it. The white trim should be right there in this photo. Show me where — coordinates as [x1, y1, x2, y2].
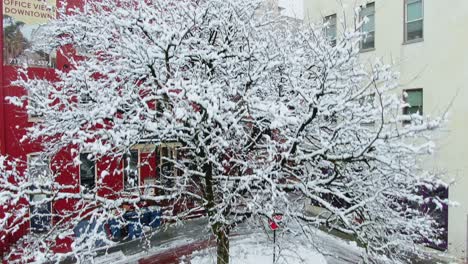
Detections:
[404, 0, 424, 42]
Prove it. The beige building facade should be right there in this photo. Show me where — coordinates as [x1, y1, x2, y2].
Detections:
[303, 0, 468, 260]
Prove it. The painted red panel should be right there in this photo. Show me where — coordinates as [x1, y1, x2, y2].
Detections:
[141, 151, 158, 182]
[0, 0, 168, 259]
[98, 156, 124, 197]
[0, 0, 89, 256]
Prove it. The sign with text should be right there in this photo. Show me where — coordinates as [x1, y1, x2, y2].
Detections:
[3, 0, 57, 67]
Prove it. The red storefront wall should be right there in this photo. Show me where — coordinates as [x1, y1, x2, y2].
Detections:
[0, 0, 160, 258]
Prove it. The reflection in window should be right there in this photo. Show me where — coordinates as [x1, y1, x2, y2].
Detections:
[405, 0, 423, 42]
[403, 89, 423, 124]
[360, 2, 375, 50]
[28, 155, 52, 233]
[324, 14, 337, 46]
[404, 89, 423, 115]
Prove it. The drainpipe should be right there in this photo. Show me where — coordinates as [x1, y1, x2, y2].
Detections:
[0, 0, 5, 156]
[0, 1, 6, 260]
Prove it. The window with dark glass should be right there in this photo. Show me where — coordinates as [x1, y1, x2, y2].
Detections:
[360, 2, 375, 50]
[124, 150, 139, 191]
[28, 155, 51, 233]
[80, 153, 96, 190]
[405, 0, 423, 42]
[324, 14, 337, 46]
[403, 89, 423, 115]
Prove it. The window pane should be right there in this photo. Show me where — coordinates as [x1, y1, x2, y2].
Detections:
[124, 151, 139, 190]
[407, 1, 423, 21]
[360, 3, 374, 17]
[30, 198, 51, 233]
[407, 106, 422, 115]
[361, 31, 375, 50]
[28, 156, 51, 233]
[326, 27, 337, 43]
[28, 100, 43, 118]
[406, 20, 423, 40]
[80, 93, 92, 104]
[360, 3, 375, 50]
[29, 156, 49, 182]
[325, 14, 336, 25]
[161, 147, 174, 178]
[324, 14, 337, 46]
[362, 14, 375, 32]
[158, 144, 182, 195]
[80, 153, 95, 189]
[407, 90, 423, 106]
[31, 194, 48, 202]
[130, 151, 138, 169]
[405, 90, 423, 116]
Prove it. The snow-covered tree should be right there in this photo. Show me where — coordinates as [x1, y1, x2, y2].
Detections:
[4, 0, 448, 263]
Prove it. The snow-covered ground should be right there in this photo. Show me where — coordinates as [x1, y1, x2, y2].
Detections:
[87, 217, 453, 264]
[189, 227, 362, 264]
[190, 235, 327, 264]
[94, 217, 364, 264]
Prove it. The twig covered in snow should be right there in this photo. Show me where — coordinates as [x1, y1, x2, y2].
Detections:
[2, 0, 448, 263]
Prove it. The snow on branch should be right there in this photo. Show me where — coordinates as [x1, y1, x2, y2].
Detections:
[3, 0, 449, 263]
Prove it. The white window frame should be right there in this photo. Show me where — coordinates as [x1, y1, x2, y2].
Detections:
[324, 14, 337, 46]
[402, 88, 423, 125]
[403, 88, 423, 115]
[404, 0, 424, 43]
[359, 2, 376, 51]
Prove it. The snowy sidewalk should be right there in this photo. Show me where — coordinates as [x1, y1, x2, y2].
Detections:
[90, 217, 455, 264]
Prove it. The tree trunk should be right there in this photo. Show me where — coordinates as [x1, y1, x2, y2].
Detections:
[216, 227, 230, 264]
[198, 129, 230, 264]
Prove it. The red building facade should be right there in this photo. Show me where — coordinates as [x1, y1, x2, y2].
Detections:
[0, 0, 177, 260]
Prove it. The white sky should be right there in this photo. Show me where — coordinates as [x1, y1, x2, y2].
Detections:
[278, 0, 304, 19]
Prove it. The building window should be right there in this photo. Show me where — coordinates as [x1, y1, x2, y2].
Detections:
[80, 153, 96, 190]
[28, 100, 43, 119]
[79, 93, 92, 105]
[405, 0, 423, 42]
[28, 155, 51, 233]
[359, 2, 375, 50]
[123, 150, 139, 191]
[76, 86, 93, 106]
[324, 14, 337, 46]
[158, 144, 180, 193]
[27, 88, 50, 120]
[403, 89, 423, 122]
[359, 93, 376, 125]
